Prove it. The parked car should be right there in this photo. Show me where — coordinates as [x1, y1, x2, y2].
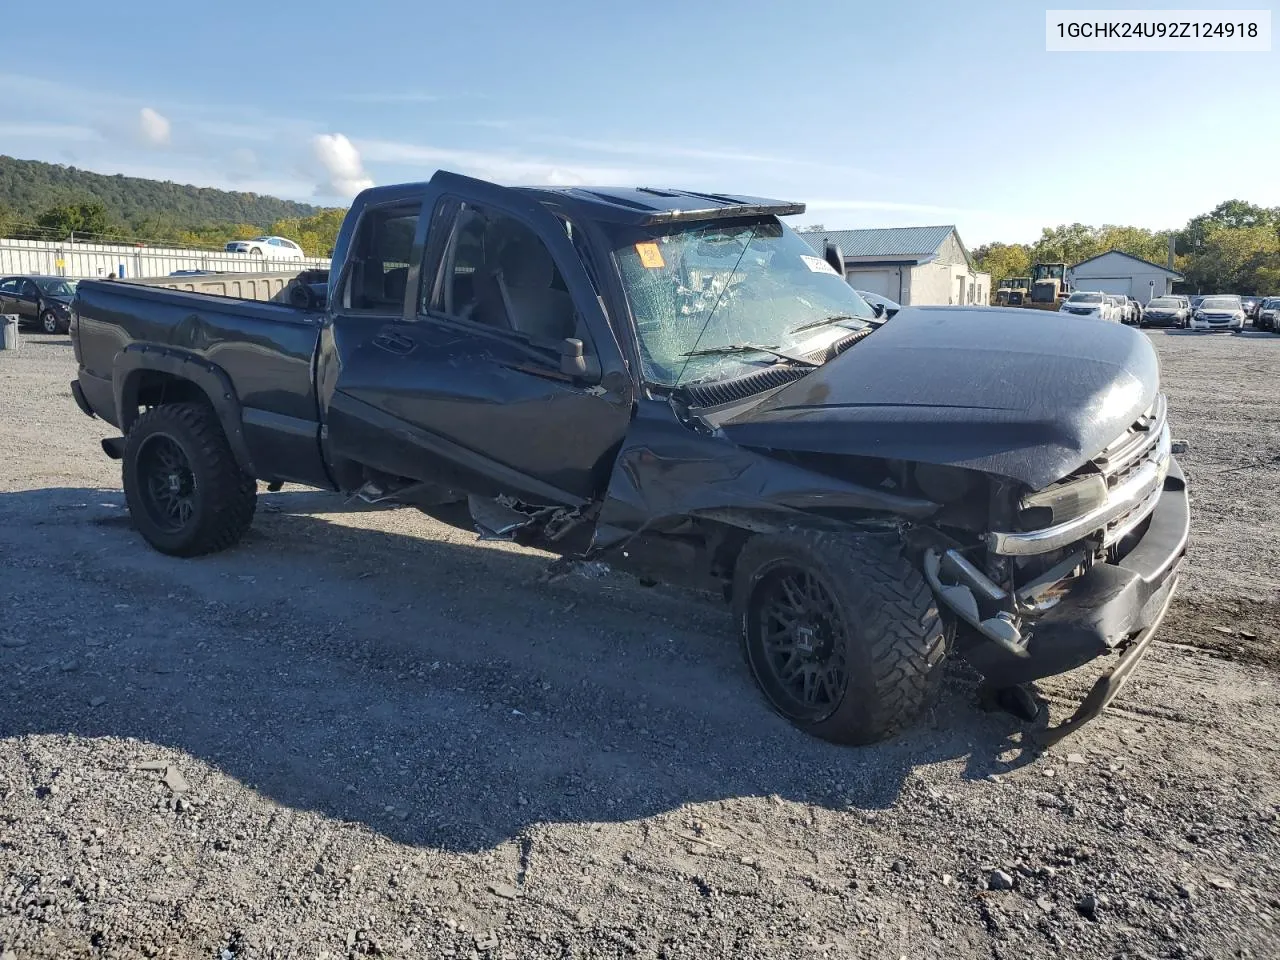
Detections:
[1126, 296, 1146, 327]
[0, 274, 78, 333]
[854, 289, 901, 319]
[1255, 297, 1280, 331]
[68, 170, 1188, 747]
[1114, 296, 1138, 324]
[224, 236, 306, 259]
[1189, 294, 1246, 331]
[1140, 296, 1191, 328]
[1058, 290, 1113, 320]
[1105, 295, 1128, 323]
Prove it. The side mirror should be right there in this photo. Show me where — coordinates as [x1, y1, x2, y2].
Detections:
[560, 338, 588, 378]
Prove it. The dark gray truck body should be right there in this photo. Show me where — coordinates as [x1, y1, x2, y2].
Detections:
[70, 170, 1190, 745]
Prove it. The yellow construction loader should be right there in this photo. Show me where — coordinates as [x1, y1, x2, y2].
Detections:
[996, 277, 1032, 305]
[999, 263, 1067, 311]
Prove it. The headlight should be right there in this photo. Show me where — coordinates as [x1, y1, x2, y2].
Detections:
[1018, 474, 1108, 528]
[1194, 311, 1204, 319]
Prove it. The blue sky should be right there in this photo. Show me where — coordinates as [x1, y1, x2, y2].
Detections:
[1, 0, 1276, 245]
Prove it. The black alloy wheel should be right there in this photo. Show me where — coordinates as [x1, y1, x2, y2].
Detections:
[135, 433, 198, 533]
[747, 565, 850, 723]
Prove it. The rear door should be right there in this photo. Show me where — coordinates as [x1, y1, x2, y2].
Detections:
[319, 173, 634, 505]
[16, 280, 41, 321]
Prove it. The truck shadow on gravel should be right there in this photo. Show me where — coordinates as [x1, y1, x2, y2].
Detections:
[1, 486, 1048, 853]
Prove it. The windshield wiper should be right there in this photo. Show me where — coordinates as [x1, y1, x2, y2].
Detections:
[787, 313, 882, 337]
[678, 343, 821, 366]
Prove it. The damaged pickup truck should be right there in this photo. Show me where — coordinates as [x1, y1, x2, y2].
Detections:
[69, 171, 1189, 745]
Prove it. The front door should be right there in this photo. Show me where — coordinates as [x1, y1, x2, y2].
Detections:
[319, 173, 634, 507]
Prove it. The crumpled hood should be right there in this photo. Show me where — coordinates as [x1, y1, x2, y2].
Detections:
[721, 305, 1160, 490]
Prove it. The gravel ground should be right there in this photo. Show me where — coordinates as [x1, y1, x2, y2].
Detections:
[1, 326, 1278, 960]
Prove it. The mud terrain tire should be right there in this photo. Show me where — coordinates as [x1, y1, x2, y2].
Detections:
[733, 529, 948, 745]
[122, 402, 257, 557]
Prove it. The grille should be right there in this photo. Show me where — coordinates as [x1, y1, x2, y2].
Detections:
[1092, 395, 1170, 544]
[1092, 395, 1166, 487]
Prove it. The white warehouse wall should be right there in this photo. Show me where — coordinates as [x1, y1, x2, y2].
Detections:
[1067, 252, 1178, 303]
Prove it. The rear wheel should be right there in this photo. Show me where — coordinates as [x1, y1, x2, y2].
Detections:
[122, 402, 257, 557]
[733, 529, 948, 745]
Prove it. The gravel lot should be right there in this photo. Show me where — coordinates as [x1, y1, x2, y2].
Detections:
[1, 326, 1278, 960]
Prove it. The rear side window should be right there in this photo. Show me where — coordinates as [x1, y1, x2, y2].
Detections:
[343, 205, 420, 312]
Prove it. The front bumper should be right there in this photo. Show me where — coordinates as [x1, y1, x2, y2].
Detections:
[960, 458, 1189, 735]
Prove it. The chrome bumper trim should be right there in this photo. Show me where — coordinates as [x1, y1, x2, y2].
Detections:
[988, 427, 1171, 557]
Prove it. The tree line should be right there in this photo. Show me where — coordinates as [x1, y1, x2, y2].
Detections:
[971, 200, 1280, 296]
[0, 155, 339, 256]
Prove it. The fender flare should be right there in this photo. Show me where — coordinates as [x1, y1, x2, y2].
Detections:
[112, 344, 257, 476]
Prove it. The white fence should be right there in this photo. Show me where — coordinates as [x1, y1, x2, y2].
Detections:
[0, 238, 330, 280]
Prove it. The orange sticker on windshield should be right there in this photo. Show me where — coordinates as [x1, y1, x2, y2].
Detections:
[635, 242, 665, 268]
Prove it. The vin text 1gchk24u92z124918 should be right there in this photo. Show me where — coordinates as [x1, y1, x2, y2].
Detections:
[67, 171, 1190, 746]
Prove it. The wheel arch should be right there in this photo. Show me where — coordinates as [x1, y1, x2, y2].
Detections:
[687, 508, 904, 587]
[113, 345, 257, 476]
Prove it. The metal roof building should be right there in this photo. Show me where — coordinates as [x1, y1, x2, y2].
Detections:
[797, 224, 990, 307]
[1066, 249, 1184, 304]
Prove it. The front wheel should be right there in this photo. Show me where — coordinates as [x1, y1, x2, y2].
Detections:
[40, 310, 63, 334]
[733, 529, 948, 745]
[122, 402, 257, 557]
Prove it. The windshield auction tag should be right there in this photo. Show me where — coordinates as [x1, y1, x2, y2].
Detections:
[800, 255, 840, 276]
[635, 242, 665, 268]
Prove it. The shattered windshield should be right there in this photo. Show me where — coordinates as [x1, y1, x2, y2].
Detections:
[610, 217, 877, 386]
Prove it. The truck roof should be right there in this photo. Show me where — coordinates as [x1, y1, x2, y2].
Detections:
[352, 172, 805, 227]
[522, 185, 805, 225]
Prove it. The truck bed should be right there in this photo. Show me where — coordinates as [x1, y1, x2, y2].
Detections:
[73, 279, 330, 488]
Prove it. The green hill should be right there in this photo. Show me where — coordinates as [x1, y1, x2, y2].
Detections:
[0, 154, 320, 234]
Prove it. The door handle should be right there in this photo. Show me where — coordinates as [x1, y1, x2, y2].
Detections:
[372, 331, 415, 355]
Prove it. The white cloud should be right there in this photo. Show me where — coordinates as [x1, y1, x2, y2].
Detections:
[356, 138, 665, 186]
[138, 107, 171, 146]
[311, 133, 374, 198]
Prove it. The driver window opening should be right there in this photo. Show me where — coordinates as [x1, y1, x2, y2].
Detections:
[429, 202, 578, 344]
